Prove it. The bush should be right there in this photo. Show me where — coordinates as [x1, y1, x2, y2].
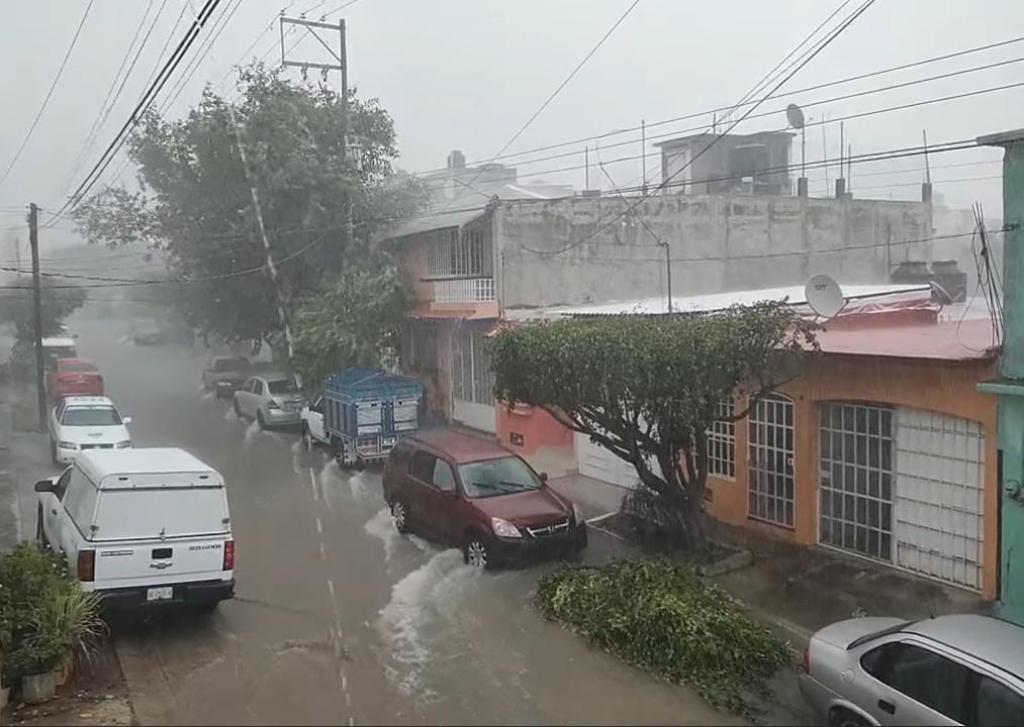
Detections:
[536, 559, 790, 717]
[0, 544, 106, 684]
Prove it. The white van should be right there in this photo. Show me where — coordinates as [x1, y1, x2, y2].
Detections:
[36, 448, 234, 610]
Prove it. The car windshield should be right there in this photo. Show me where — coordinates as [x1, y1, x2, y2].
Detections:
[62, 407, 121, 426]
[61, 362, 96, 373]
[268, 378, 297, 395]
[214, 358, 250, 372]
[459, 457, 542, 498]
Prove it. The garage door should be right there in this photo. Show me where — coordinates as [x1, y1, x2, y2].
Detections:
[894, 408, 985, 590]
[575, 432, 641, 488]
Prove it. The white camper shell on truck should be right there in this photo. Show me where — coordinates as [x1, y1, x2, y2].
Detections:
[36, 448, 234, 610]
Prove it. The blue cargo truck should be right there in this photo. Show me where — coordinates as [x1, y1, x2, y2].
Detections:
[322, 368, 424, 467]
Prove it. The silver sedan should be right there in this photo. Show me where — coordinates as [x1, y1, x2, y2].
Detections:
[798, 614, 1024, 726]
[232, 373, 304, 429]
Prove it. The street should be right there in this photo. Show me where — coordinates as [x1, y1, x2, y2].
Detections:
[8, 312, 736, 726]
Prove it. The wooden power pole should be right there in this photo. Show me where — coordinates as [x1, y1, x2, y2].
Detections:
[28, 203, 46, 431]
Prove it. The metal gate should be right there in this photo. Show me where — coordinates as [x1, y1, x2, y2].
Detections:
[748, 393, 795, 527]
[894, 408, 984, 590]
[819, 403, 894, 561]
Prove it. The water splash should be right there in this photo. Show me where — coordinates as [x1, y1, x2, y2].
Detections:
[364, 507, 400, 563]
[202, 390, 215, 401]
[349, 469, 374, 500]
[243, 420, 264, 445]
[377, 549, 479, 699]
[224, 406, 240, 422]
[290, 439, 304, 474]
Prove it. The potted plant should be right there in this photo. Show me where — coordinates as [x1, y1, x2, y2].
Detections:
[0, 545, 105, 704]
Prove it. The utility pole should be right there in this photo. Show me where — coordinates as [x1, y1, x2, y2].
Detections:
[28, 203, 46, 431]
[978, 128, 1024, 625]
[641, 119, 648, 196]
[661, 240, 673, 314]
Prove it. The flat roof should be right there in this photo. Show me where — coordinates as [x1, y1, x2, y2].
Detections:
[77, 448, 218, 481]
[506, 283, 930, 320]
[815, 318, 997, 361]
[409, 429, 513, 464]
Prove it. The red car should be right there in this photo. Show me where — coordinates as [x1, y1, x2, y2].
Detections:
[382, 430, 587, 568]
[47, 358, 104, 400]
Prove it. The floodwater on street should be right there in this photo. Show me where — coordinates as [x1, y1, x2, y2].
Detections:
[8, 311, 737, 726]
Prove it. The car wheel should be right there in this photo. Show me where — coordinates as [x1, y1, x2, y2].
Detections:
[257, 411, 266, 430]
[463, 536, 491, 569]
[391, 501, 409, 534]
[829, 708, 869, 727]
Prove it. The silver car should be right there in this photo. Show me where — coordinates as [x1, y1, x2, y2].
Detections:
[799, 614, 1024, 726]
[232, 373, 304, 429]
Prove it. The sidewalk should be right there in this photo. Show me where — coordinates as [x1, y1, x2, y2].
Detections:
[546, 468, 987, 646]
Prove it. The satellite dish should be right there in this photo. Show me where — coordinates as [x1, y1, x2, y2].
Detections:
[786, 103, 806, 130]
[805, 274, 845, 319]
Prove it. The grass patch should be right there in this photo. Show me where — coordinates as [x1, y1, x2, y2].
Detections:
[536, 559, 791, 718]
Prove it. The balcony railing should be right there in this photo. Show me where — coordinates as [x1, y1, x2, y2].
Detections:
[433, 277, 496, 304]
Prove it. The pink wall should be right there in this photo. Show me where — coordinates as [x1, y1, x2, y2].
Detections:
[496, 403, 574, 455]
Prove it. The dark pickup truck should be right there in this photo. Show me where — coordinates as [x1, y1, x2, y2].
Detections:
[202, 356, 252, 399]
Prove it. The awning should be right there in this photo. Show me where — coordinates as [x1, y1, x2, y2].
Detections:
[378, 206, 488, 242]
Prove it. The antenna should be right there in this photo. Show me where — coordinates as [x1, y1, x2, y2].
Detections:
[805, 274, 845, 319]
[786, 104, 806, 183]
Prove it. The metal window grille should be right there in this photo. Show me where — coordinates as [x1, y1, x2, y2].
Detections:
[748, 393, 795, 527]
[819, 403, 895, 561]
[706, 398, 735, 478]
[453, 327, 495, 405]
[427, 228, 484, 279]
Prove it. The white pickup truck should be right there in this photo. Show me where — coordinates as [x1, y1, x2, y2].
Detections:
[35, 448, 235, 611]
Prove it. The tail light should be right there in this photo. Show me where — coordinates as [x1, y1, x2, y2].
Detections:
[223, 540, 235, 570]
[801, 648, 810, 673]
[77, 549, 95, 582]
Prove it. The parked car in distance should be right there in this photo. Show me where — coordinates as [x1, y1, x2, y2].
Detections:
[202, 355, 252, 399]
[799, 613, 1024, 726]
[382, 429, 587, 569]
[49, 396, 132, 465]
[35, 448, 235, 611]
[232, 373, 304, 429]
[131, 322, 166, 346]
[47, 357, 104, 399]
[300, 396, 328, 449]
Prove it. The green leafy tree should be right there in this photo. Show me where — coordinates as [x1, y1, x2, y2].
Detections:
[491, 303, 817, 547]
[73, 63, 424, 355]
[284, 251, 408, 390]
[0, 281, 86, 342]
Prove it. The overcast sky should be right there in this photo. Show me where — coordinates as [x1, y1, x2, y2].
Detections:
[1, 0, 1022, 247]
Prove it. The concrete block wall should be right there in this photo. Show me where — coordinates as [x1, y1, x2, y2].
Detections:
[494, 194, 931, 310]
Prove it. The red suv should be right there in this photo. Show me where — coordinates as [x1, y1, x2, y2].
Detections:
[382, 430, 587, 568]
[47, 358, 104, 400]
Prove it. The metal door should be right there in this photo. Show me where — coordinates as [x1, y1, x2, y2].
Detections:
[748, 393, 795, 527]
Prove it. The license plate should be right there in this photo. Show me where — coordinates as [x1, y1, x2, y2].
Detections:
[146, 586, 173, 602]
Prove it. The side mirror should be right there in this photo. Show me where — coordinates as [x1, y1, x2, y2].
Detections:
[123, 416, 133, 425]
[34, 479, 55, 493]
[540, 472, 549, 483]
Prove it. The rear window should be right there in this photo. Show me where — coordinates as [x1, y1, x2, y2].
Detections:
[91, 488, 229, 540]
[214, 358, 250, 372]
[268, 378, 297, 395]
[458, 456, 542, 498]
[61, 362, 97, 373]
[62, 407, 121, 426]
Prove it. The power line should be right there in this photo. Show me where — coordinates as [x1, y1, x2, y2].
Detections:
[415, 33, 1024, 177]
[0, 0, 96, 191]
[46, 0, 224, 226]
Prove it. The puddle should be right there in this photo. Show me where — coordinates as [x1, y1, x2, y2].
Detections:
[377, 549, 479, 699]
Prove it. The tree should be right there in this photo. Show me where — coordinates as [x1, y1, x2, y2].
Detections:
[491, 303, 817, 548]
[284, 251, 408, 389]
[73, 63, 424, 353]
[0, 281, 86, 342]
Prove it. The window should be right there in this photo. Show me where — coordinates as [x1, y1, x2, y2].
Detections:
[974, 675, 1024, 727]
[214, 357, 249, 372]
[432, 459, 456, 492]
[459, 457, 542, 498]
[409, 451, 437, 484]
[819, 403, 894, 561]
[861, 642, 969, 723]
[60, 361, 97, 373]
[63, 468, 97, 529]
[426, 227, 485, 279]
[62, 407, 121, 426]
[53, 469, 72, 500]
[268, 378, 297, 395]
[707, 398, 735, 478]
[253, 380, 264, 395]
